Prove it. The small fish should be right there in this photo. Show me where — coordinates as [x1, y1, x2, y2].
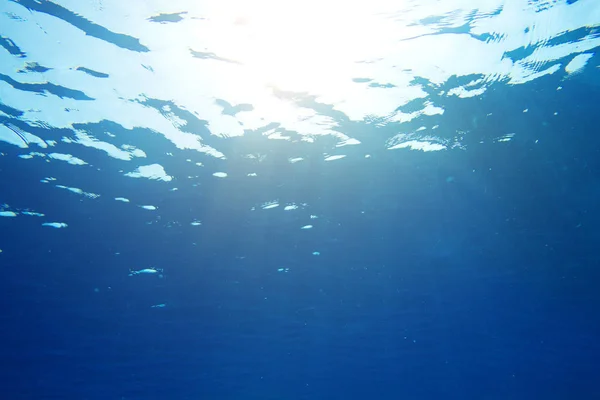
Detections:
[129, 267, 163, 276]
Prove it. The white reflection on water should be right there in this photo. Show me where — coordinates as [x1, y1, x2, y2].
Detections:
[0, 0, 598, 231]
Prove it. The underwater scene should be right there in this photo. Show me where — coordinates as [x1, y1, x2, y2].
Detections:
[1, 0, 600, 399]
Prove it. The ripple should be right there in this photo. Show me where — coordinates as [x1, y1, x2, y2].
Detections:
[0, 0, 597, 229]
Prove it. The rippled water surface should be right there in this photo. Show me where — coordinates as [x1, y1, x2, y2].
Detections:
[1, 1, 600, 399]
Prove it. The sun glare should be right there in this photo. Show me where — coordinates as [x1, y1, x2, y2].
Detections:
[200, 0, 400, 93]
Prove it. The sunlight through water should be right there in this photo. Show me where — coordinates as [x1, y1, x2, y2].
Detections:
[0, 0, 599, 230]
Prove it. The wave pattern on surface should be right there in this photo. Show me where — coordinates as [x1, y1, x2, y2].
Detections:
[0, 0, 598, 227]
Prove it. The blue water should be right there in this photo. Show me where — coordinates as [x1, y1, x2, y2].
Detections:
[1, 1, 600, 399]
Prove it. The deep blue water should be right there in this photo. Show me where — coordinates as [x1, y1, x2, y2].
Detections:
[1, 1, 600, 399]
